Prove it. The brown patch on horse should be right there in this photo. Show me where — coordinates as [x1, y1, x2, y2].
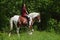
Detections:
[17, 22, 20, 27]
[18, 16, 28, 25]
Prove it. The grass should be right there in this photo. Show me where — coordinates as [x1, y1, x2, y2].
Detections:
[0, 31, 60, 40]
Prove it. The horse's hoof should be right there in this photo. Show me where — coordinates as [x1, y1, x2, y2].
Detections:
[29, 32, 32, 35]
[9, 33, 11, 37]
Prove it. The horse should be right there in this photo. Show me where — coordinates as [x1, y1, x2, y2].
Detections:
[9, 12, 41, 36]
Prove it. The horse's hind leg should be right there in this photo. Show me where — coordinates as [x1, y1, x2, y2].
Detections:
[15, 22, 20, 36]
[9, 27, 13, 37]
[16, 27, 20, 36]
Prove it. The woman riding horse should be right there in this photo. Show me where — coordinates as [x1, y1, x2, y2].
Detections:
[21, 4, 29, 24]
[9, 12, 41, 36]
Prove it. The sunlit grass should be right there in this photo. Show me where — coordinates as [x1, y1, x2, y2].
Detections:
[0, 31, 60, 40]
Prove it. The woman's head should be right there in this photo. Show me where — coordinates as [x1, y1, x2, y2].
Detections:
[23, 4, 26, 7]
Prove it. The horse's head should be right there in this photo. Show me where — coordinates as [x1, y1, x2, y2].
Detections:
[34, 12, 41, 23]
[28, 12, 41, 23]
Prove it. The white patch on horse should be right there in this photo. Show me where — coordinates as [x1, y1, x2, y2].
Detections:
[28, 12, 40, 19]
[12, 15, 19, 22]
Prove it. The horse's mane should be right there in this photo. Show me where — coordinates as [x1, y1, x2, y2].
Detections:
[28, 12, 40, 18]
[29, 12, 40, 15]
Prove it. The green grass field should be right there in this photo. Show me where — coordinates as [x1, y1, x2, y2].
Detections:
[0, 31, 60, 40]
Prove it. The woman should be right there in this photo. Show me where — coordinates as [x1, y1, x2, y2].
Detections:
[21, 4, 29, 24]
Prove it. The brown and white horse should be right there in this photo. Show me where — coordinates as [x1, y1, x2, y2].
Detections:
[9, 12, 41, 36]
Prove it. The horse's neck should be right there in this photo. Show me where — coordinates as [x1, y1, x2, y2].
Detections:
[29, 13, 39, 18]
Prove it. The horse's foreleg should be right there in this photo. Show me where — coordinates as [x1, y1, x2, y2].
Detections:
[29, 25, 32, 30]
[29, 20, 32, 30]
[29, 25, 34, 32]
[28, 25, 33, 35]
[31, 20, 34, 32]
[28, 19, 33, 35]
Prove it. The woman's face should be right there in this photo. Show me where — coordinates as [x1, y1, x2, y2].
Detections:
[24, 4, 26, 7]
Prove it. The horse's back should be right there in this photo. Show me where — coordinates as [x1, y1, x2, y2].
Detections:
[11, 15, 20, 22]
[19, 16, 28, 24]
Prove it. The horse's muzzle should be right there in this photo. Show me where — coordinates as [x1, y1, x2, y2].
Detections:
[39, 20, 41, 22]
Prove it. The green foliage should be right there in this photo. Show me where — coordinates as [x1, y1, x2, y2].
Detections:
[46, 18, 60, 33]
[0, 0, 60, 33]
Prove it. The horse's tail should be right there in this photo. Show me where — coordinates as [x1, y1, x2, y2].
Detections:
[9, 17, 13, 37]
[10, 17, 13, 31]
